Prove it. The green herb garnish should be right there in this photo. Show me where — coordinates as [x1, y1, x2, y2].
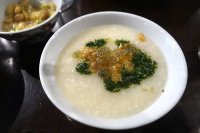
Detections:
[115, 39, 130, 46]
[132, 49, 157, 80]
[104, 49, 157, 92]
[76, 62, 91, 74]
[86, 39, 107, 47]
[104, 79, 120, 92]
[74, 38, 157, 92]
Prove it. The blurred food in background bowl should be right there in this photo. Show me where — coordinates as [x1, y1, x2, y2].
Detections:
[0, 0, 73, 43]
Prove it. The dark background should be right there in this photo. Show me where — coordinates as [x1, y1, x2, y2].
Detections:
[0, 0, 200, 132]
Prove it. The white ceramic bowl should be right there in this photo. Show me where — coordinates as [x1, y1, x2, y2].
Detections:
[0, 0, 63, 42]
[39, 12, 188, 130]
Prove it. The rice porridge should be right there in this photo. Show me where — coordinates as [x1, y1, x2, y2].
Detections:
[55, 25, 167, 118]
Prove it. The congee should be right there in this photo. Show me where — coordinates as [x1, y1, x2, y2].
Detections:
[55, 25, 167, 118]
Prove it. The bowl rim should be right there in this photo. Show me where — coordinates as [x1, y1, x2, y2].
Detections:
[0, 0, 62, 34]
[39, 11, 188, 130]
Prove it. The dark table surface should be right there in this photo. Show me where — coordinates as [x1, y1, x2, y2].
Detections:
[0, 0, 200, 132]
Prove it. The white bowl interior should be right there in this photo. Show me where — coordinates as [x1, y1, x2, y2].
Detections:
[39, 12, 188, 129]
[0, 0, 61, 32]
